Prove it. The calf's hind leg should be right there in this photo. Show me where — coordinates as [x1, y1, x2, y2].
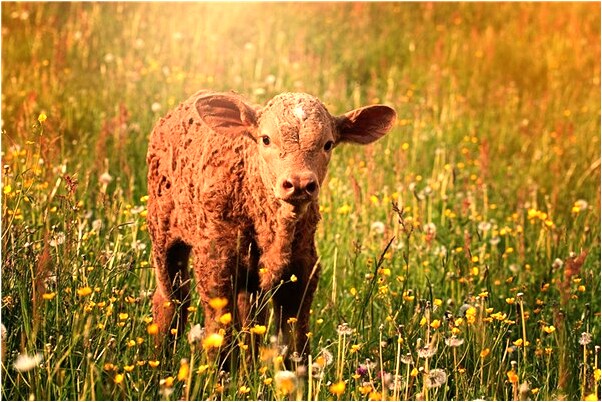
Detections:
[152, 240, 192, 347]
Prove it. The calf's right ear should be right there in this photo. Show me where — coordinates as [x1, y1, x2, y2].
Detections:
[195, 93, 258, 137]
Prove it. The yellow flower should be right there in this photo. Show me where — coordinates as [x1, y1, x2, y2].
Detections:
[148, 360, 160, 368]
[202, 332, 224, 349]
[208, 297, 228, 310]
[274, 370, 298, 395]
[143, 316, 153, 324]
[251, 324, 267, 335]
[3, 185, 12, 195]
[160, 376, 174, 388]
[505, 297, 515, 305]
[430, 319, 441, 329]
[593, 368, 601, 382]
[543, 325, 556, 334]
[465, 306, 477, 324]
[584, 394, 598, 401]
[123, 365, 135, 372]
[290, 274, 298, 282]
[287, 317, 297, 324]
[507, 370, 518, 384]
[77, 286, 92, 297]
[147, 323, 159, 335]
[410, 368, 419, 377]
[219, 313, 232, 325]
[114, 373, 124, 384]
[480, 348, 490, 358]
[42, 292, 56, 300]
[118, 313, 129, 320]
[177, 359, 189, 381]
[329, 380, 346, 396]
[38, 113, 47, 123]
[419, 317, 427, 326]
[337, 204, 352, 214]
[513, 339, 524, 347]
[238, 385, 250, 394]
[126, 339, 136, 347]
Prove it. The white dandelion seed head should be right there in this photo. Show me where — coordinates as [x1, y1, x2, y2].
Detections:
[425, 368, 447, 389]
[371, 221, 386, 235]
[151, 102, 162, 113]
[552, 258, 564, 269]
[579, 332, 592, 346]
[188, 324, 204, 345]
[336, 323, 353, 336]
[13, 352, 43, 372]
[444, 336, 464, 348]
[99, 172, 113, 185]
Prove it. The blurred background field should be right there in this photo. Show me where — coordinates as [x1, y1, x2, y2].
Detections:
[1, 2, 600, 401]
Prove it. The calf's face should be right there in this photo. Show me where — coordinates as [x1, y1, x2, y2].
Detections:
[196, 92, 397, 214]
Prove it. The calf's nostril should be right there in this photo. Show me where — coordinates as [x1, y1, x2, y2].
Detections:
[305, 181, 317, 194]
[282, 179, 294, 190]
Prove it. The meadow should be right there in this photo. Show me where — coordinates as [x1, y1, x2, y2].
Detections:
[1, 2, 600, 400]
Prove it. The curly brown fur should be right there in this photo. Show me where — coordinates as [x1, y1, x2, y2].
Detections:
[146, 90, 396, 366]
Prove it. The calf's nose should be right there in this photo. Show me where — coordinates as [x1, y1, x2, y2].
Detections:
[279, 171, 319, 200]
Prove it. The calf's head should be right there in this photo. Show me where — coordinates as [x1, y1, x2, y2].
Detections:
[196, 92, 397, 214]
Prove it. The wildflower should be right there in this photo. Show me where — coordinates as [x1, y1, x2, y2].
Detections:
[123, 365, 135, 372]
[371, 221, 385, 234]
[147, 323, 159, 336]
[274, 370, 298, 395]
[418, 345, 436, 359]
[337, 204, 352, 214]
[13, 353, 43, 372]
[76, 286, 92, 297]
[219, 312, 232, 325]
[202, 332, 224, 350]
[148, 360, 160, 368]
[423, 222, 437, 236]
[251, 325, 267, 336]
[42, 292, 56, 300]
[410, 367, 419, 377]
[99, 172, 113, 185]
[329, 380, 346, 396]
[579, 332, 592, 346]
[160, 376, 174, 388]
[430, 319, 441, 329]
[572, 199, 588, 213]
[506, 297, 515, 305]
[119, 313, 129, 321]
[238, 385, 250, 394]
[151, 102, 162, 113]
[290, 274, 298, 282]
[542, 325, 556, 334]
[585, 394, 598, 401]
[208, 297, 228, 310]
[114, 373, 124, 384]
[38, 113, 47, 123]
[507, 370, 519, 384]
[177, 359, 189, 381]
[400, 353, 413, 365]
[126, 339, 136, 347]
[478, 221, 492, 233]
[480, 348, 490, 358]
[465, 306, 477, 324]
[336, 323, 353, 336]
[445, 337, 464, 348]
[425, 368, 447, 389]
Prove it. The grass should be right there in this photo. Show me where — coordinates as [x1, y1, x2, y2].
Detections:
[1, 2, 600, 400]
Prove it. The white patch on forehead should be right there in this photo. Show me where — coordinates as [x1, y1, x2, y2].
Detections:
[293, 105, 306, 121]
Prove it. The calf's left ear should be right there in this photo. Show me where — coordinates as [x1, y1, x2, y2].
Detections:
[335, 105, 397, 145]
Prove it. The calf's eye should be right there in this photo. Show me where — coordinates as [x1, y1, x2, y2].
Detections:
[261, 136, 271, 146]
[323, 140, 334, 152]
